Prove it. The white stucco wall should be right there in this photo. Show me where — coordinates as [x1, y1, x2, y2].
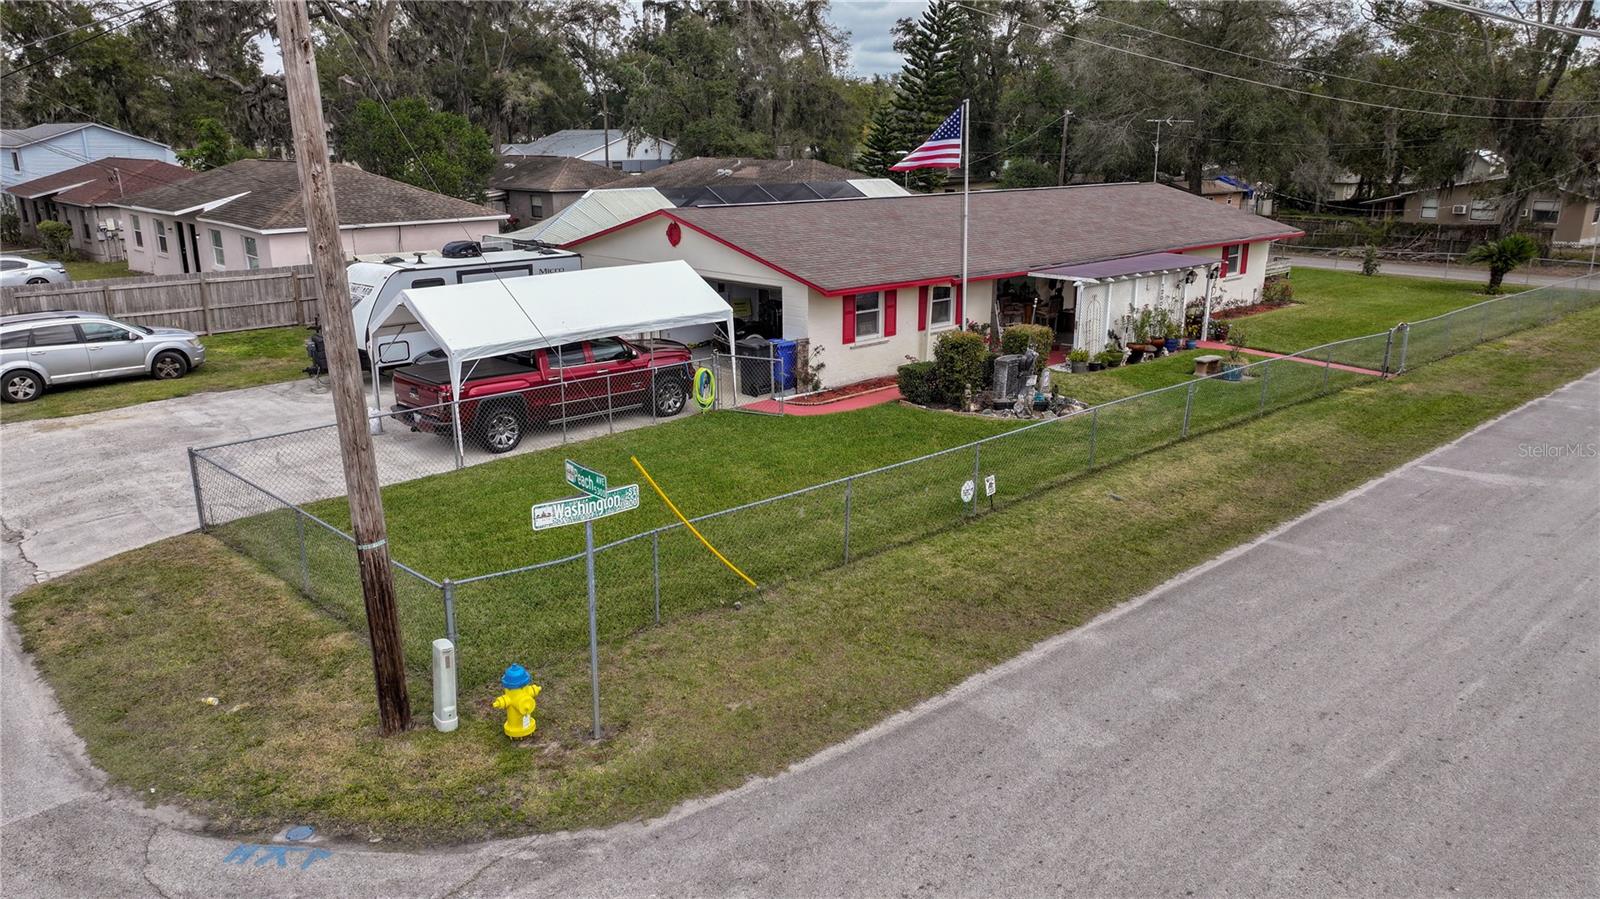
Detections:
[123, 215, 504, 274]
[1181, 239, 1272, 310]
[807, 281, 995, 387]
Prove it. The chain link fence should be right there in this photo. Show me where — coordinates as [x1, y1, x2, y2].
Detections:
[190, 275, 1600, 708]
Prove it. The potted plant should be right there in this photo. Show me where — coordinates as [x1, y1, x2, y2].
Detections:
[1155, 308, 1181, 353]
[1222, 327, 1247, 382]
[1097, 348, 1124, 369]
[1068, 348, 1090, 374]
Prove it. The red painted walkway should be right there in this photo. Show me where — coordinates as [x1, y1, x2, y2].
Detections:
[1196, 341, 1386, 378]
[743, 384, 903, 416]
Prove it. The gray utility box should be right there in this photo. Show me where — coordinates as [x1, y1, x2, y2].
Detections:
[992, 354, 1027, 402]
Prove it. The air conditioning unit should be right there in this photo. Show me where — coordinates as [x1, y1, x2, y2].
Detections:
[1451, 204, 1468, 215]
[1519, 208, 1530, 218]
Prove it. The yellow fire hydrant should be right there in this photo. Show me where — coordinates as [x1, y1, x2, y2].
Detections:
[492, 664, 540, 739]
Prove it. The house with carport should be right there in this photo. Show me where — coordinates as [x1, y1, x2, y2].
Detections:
[106, 158, 506, 275]
[561, 182, 1302, 386]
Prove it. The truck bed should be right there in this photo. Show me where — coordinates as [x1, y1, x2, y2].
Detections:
[392, 356, 537, 387]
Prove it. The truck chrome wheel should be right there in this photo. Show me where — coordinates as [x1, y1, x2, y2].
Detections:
[655, 379, 686, 416]
[483, 409, 522, 453]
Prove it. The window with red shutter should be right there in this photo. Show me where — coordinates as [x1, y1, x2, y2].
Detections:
[954, 282, 964, 325]
[1239, 243, 1250, 275]
[884, 289, 897, 337]
[842, 294, 856, 344]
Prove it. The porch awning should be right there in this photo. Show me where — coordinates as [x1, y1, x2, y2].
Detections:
[1029, 252, 1209, 285]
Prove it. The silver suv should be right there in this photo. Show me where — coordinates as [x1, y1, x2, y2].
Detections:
[0, 311, 206, 403]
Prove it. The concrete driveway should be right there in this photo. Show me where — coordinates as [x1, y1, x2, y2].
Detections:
[0, 378, 338, 580]
[3, 364, 1594, 896]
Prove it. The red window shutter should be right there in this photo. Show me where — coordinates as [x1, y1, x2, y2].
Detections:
[1240, 243, 1250, 275]
[884, 289, 898, 337]
[918, 286, 929, 331]
[954, 282, 964, 325]
[1220, 246, 1232, 278]
[842, 294, 856, 344]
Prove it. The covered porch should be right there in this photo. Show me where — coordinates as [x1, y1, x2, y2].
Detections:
[1028, 252, 1213, 355]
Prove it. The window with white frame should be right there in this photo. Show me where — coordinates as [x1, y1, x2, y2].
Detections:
[130, 215, 143, 248]
[154, 219, 168, 254]
[1469, 199, 1496, 221]
[209, 228, 225, 266]
[1420, 193, 1439, 219]
[1221, 244, 1242, 275]
[242, 236, 259, 269]
[854, 292, 882, 340]
[929, 285, 954, 327]
[1529, 199, 1559, 225]
[530, 198, 544, 219]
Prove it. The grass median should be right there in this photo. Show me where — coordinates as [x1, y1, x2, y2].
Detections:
[1, 326, 310, 423]
[15, 300, 1599, 843]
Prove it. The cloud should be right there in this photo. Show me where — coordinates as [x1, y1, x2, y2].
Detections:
[827, 0, 926, 77]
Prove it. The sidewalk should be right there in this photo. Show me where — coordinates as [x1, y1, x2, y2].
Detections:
[744, 384, 902, 415]
[1286, 253, 1589, 289]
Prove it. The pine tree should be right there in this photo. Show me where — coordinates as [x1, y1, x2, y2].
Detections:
[857, 96, 905, 179]
[879, 0, 965, 192]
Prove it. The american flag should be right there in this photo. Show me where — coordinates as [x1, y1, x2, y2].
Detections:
[890, 106, 963, 171]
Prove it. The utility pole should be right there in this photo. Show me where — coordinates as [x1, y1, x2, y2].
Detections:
[601, 96, 611, 170]
[274, 0, 411, 735]
[1146, 117, 1194, 184]
[1057, 109, 1072, 186]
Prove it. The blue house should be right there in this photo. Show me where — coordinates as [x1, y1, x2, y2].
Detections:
[1, 123, 176, 192]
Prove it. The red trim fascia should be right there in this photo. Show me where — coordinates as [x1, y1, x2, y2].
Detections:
[820, 271, 1016, 298]
[561, 209, 831, 295]
[1170, 232, 1305, 253]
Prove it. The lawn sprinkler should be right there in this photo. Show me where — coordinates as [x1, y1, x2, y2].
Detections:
[493, 663, 541, 739]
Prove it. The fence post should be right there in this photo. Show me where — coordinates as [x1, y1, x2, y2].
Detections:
[442, 579, 458, 646]
[842, 477, 853, 563]
[1181, 383, 1195, 439]
[1477, 302, 1487, 345]
[605, 371, 614, 435]
[1443, 308, 1455, 354]
[1397, 324, 1410, 374]
[1088, 406, 1098, 469]
[291, 272, 305, 325]
[560, 378, 569, 444]
[650, 366, 658, 424]
[1380, 327, 1395, 376]
[295, 510, 310, 593]
[100, 282, 114, 318]
[196, 271, 212, 335]
[651, 530, 661, 625]
[187, 448, 207, 530]
[451, 396, 465, 471]
[1257, 361, 1271, 414]
[1321, 346, 1332, 393]
[971, 443, 982, 515]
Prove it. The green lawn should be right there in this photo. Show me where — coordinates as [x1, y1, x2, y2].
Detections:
[17, 301, 1600, 843]
[0, 326, 310, 424]
[1233, 268, 1511, 354]
[63, 259, 133, 281]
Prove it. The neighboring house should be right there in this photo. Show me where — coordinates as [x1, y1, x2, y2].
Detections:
[106, 158, 507, 275]
[1, 123, 175, 191]
[486, 155, 622, 227]
[560, 182, 1301, 385]
[500, 129, 675, 173]
[1363, 181, 1598, 247]
[3, 158, 197, 261]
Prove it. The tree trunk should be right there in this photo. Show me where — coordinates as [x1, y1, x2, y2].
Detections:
[1488, 267, 1505, 293]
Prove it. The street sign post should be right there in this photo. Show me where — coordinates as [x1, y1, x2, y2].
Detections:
[532, 464, 638, 740]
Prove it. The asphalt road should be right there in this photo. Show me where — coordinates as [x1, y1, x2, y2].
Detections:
[1287, 253, 1590, 288]
[2, 371, 1596, 897]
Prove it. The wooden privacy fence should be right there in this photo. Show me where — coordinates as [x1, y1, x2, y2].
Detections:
[0, 265, 324, 335]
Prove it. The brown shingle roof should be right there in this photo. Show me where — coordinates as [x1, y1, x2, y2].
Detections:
[594, 183, 1301, 294]
[619, 156, 866, 189]
[6, 157, 196, 205]
[488, 155, 623, 192]
[110, 158, 504, 230]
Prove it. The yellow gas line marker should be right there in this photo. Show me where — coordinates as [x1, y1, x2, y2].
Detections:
[631, 456, 758, 588]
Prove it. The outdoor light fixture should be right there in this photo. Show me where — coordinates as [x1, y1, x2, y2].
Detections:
[1207, 265, 1221, 280]
[1184, 269, 1198, 285]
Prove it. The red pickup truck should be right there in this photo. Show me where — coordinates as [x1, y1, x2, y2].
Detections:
[391, 336, 694, 453]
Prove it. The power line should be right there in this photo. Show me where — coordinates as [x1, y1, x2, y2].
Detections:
[5, 0, 170, 55]
[1080, 7, 1592, 107]
[1422, 0, 1600, 39]
[956, 2, 1600, 123]
[1, 0, 173, 78]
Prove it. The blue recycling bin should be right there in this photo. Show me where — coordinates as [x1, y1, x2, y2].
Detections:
[772, 338, 799, 391]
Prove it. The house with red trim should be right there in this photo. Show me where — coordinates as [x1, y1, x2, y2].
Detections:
[563, 182, 1302, 386]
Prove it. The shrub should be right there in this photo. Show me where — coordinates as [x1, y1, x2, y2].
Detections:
[933, 329, 988, 403]
[981, 350, 999, 389]
[0, 211, 19, 245]
[36, 220, 74, 260]
[896, 361, 938, 406]
[1095, 348, 1124, 367]
[1068, 348, 1090, 364]
[1183, 307, 1229, 342]
[1262, 277, 1294, 306]
[1360, 245, 1381, 277]
[1000, 323, 1053, 373]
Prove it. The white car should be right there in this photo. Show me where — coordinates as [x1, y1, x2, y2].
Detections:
[0, 255, 70, 288]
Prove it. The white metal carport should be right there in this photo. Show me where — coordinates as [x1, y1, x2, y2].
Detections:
[367, 260, 735, 462]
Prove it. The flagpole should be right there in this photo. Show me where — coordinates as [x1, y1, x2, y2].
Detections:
[961, 97, 970, 337]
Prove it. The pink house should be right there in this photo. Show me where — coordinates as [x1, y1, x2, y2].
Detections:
[107, 158, 507, 275]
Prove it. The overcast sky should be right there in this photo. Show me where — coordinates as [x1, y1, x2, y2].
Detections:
[256, 2, 922, 79]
